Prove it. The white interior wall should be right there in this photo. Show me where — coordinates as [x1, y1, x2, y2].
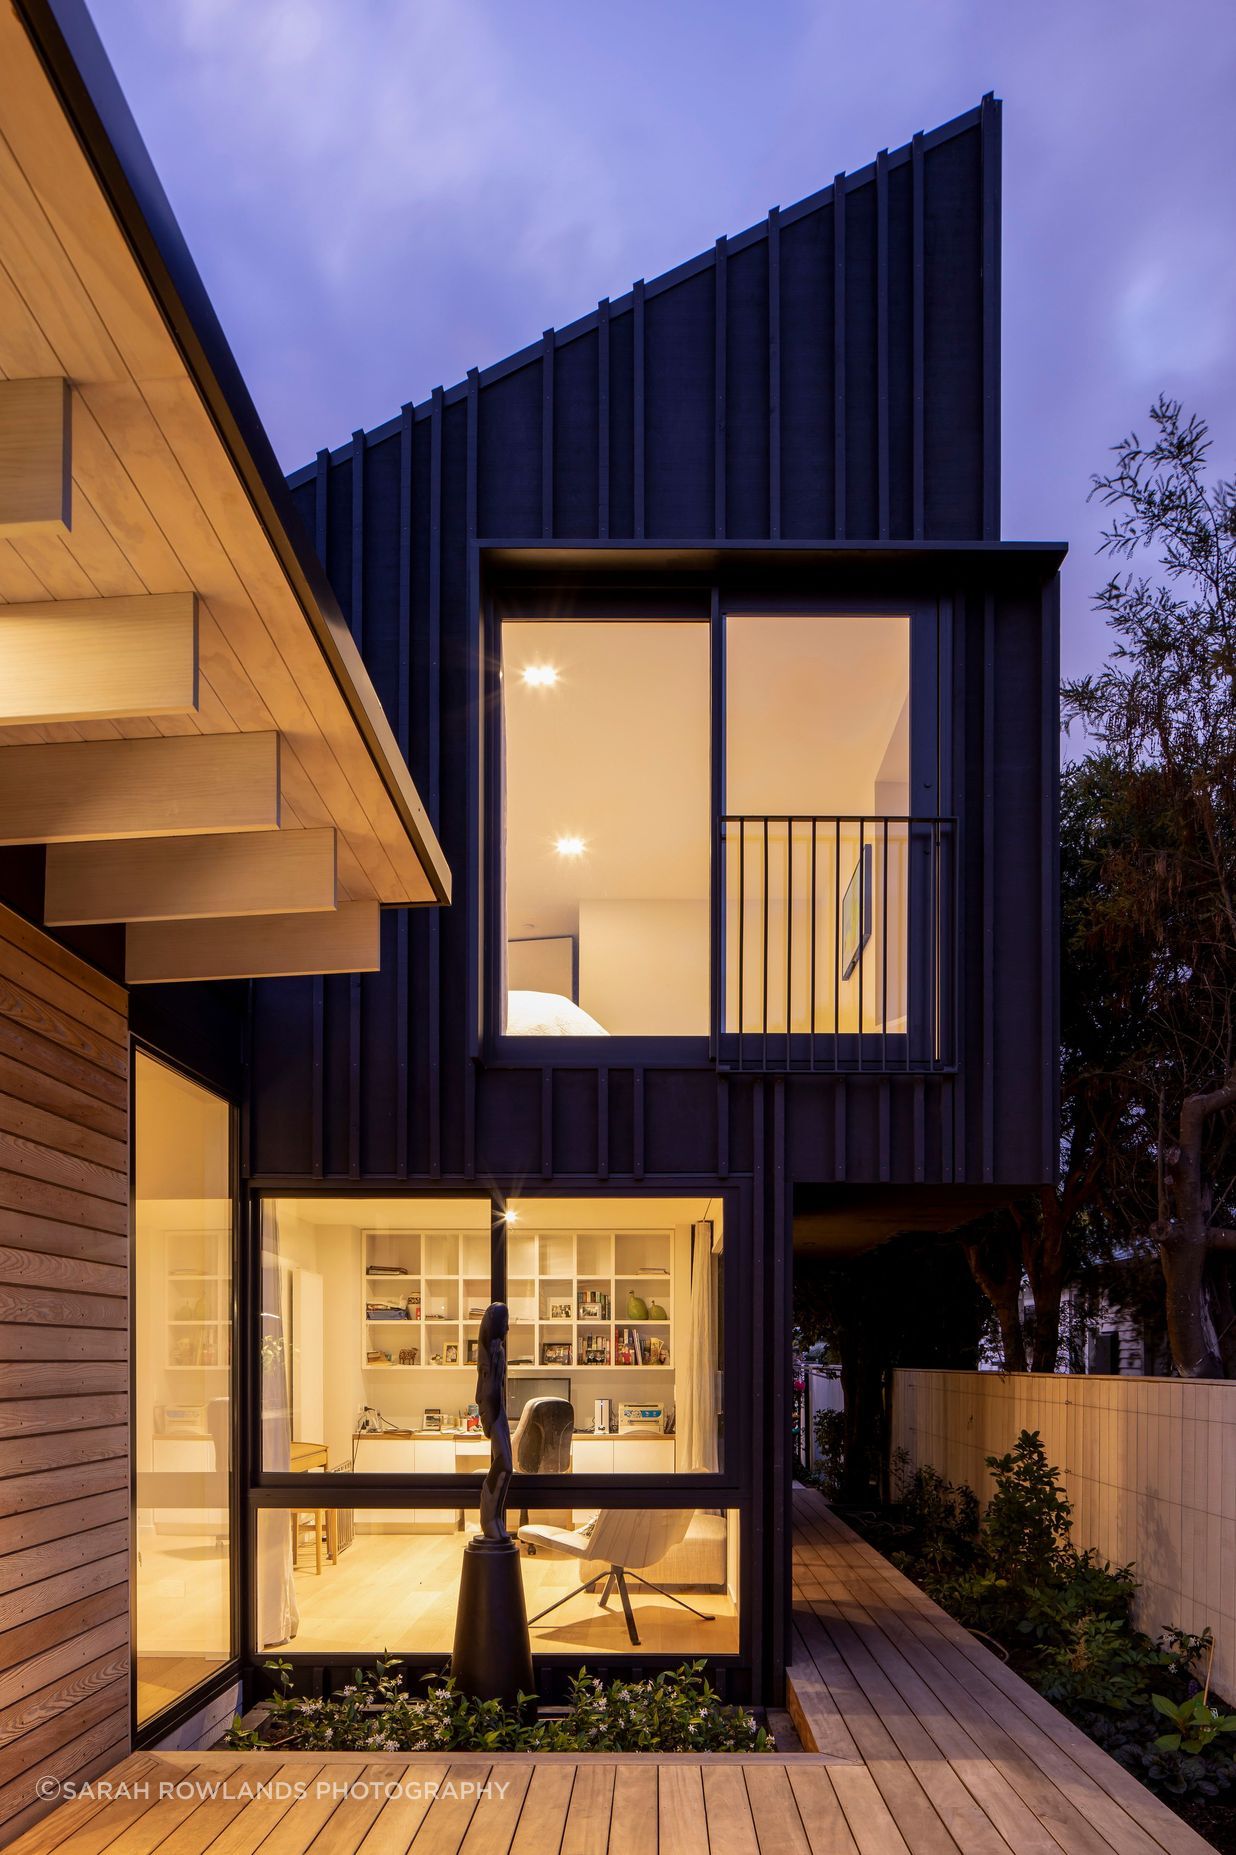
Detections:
[578, 898, 709, 1035]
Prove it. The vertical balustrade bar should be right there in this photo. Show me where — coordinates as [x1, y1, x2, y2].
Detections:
[737, 820, 746, 1069]
[762, 817, 770, 1073]
[882, 818, 889, 1073]
[857, 819, 865, 1073]
[932, 820, 941, 1067]
[809, 818, 818, 1072]
[906, 818, 914, 1074]
[833, 818, 841, 1072]
[785, 818, 794, 1067]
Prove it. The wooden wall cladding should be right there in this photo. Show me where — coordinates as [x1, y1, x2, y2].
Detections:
[0, 904, 128, 1841]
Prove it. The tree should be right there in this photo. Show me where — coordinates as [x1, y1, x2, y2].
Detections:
[957, 757, 1142, 1375]
[1063, 398, 1236, 1377]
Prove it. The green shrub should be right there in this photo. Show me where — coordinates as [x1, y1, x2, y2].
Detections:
[811, 1409, 846, 1497]
[227, 1658, 771, 1755]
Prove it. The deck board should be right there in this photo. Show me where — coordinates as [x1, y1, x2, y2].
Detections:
[10, 1489, 1218, 1855]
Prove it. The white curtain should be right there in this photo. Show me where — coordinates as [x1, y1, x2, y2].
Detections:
[678, 1221, 719, 1472]
[258, 1204, 300, 1647]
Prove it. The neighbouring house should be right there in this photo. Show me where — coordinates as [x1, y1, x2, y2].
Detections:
[0, 0, 1062, 1836]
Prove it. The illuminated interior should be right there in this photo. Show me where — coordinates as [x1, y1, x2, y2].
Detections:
[503, 619, 711, 1035]
[257, 1508, 740, 1659]
[725, 612, 911, 1035]
[501, 611, 911, 1037]
[253, 1193, 729, 1656]
[133, 1053, 234, 1725]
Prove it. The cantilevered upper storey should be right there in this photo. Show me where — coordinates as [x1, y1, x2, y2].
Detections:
[253, 96, 1061, 1195]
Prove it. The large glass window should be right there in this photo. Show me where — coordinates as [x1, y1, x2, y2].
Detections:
[256, 1194, 728, 1657]
[724, 612, 912, 1037]
[134, 1053, 233, 1725]
[501, 619, 710, 1036]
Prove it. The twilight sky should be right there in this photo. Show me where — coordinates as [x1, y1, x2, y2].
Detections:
[90, 0, 1236, 682]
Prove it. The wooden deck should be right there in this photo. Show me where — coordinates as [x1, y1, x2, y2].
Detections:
[788, 1487, 1217, 1855]
[8, 1489, 1216, 1855]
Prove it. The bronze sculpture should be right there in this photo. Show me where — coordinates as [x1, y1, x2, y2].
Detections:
[450, 1301, 534, 1705]
[476, 1302, 512, 1542]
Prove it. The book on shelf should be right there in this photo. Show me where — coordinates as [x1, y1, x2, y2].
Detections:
[614, 1326, 644, 1366]
[367, 1264, 407, 1277]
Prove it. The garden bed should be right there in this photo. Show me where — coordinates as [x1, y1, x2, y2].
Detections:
[223, 1660, 780, 1756]
[828, 1433, 1236, 1855]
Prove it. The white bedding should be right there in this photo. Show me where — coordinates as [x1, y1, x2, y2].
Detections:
[506, 990, 609, 1037]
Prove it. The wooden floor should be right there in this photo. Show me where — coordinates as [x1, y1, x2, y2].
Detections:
[12, 1489, 1217, 1854]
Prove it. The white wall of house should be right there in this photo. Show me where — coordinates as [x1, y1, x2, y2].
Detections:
[893, 1369, 1236, 1700]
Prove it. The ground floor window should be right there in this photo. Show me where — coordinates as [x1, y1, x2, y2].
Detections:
[254, 1191, 731, 1661]
[133, 1052, 234, 1726]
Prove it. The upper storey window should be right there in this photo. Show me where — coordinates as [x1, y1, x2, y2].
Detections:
[502, 618, 710, 1037]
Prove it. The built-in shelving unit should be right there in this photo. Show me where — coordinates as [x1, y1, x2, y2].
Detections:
[360, 1228, 490, 1373]
[165, 1230, 230, 1370]
[359, 1226, 676, 1376]
[506, 1227, 673, 1374]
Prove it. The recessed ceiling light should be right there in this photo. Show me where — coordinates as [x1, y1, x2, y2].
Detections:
[522, 664, 558, 687]
[555, 835, 586, 858]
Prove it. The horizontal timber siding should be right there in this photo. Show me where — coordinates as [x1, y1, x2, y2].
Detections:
[0, 905, 129, 1843]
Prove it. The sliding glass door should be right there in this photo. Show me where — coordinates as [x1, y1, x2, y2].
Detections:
[133, 1052, 235, 1726]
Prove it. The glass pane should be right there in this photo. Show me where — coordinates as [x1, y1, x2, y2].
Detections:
[261, 1505, 740, 1660]
[134, 1053, 233, 1724]
[260, 1197, 493, 1473]
[724, 614, 910, 1036]
[506, 1196, 724, 1477]
[502, 619, 710, 1035]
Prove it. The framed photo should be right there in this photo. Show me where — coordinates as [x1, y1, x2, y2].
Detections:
[841, 842, 873, 980]
[444, 1343, 459, 1365]
[422, 1408, 442, 1432]
[398, 1347, 418, 1366]
[541, 1341, 572, 1367]
[548, 1301, 573, 1321]
[467, 1338, 479, 1364]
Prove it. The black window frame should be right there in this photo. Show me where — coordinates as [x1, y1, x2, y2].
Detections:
[482, 568, 948, 1068]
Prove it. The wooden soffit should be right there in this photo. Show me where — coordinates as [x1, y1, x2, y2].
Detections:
[0, 0, 450, 921]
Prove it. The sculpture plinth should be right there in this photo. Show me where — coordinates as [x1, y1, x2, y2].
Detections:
[449, 1303, 535, 1709]
[451, 1535, 534, 1705]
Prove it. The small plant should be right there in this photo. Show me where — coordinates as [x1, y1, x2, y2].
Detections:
[812, 1409, 845, 1497]
[893, 1455, 979, 1572]
[1151, 1692, 1236, 1756]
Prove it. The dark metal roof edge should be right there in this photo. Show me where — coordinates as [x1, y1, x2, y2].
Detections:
[15, 0, 450, 905]
[287, 97, 995, 484]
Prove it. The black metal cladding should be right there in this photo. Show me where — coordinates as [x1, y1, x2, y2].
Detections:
[248, 94, 1057, 1204]
[241, 95, 1060, 1706]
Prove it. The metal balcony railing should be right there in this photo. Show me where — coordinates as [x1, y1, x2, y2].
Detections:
[714, 815, 957, 1073]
